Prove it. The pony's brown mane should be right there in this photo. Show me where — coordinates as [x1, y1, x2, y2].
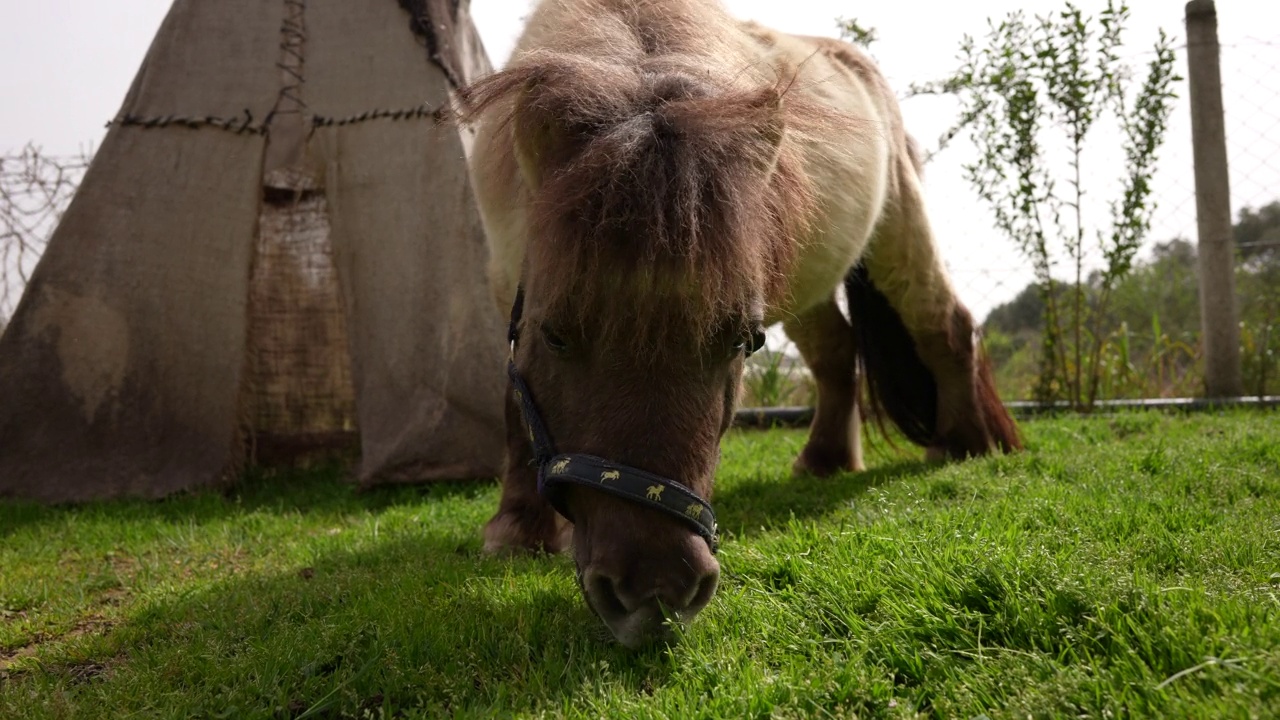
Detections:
[454, 43, 842, 355]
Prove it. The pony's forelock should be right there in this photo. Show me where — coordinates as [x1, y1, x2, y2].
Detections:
[453, 51, 845, 356]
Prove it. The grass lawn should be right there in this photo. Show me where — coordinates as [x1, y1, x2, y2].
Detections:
[2, 410, 1278, 718]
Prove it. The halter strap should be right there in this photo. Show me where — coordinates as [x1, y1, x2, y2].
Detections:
[505, 284, 719, 551]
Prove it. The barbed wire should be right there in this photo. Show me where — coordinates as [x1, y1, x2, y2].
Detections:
[0, 143, 92, 319]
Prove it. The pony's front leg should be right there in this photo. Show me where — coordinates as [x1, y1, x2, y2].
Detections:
[783, 296, 865, 477]
[482, 384, 572, 554]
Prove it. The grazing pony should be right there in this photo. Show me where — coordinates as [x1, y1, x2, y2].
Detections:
[454, 0, 1021, 648]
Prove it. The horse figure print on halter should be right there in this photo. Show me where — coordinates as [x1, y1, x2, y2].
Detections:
[454, 0, 1022, 648]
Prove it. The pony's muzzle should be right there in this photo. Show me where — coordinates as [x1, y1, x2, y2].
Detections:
[580, 542, 720, 648]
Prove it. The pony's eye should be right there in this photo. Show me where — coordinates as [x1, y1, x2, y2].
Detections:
[734, 326, 767, 356]
[541, 325, 569, 354]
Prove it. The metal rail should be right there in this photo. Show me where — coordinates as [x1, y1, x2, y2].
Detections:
[731, 396, 1279, 429]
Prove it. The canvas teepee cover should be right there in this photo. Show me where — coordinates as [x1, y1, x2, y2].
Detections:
[0, 0, 507, 503]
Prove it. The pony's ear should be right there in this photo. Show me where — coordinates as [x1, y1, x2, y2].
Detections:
[512, 81, 578, 190]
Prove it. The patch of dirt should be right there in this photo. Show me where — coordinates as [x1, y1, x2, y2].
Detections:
[172, 546, 254, 581]
[70, 615, 114, 636]
[66, 660, 110, 685]
[0, 615, 115, 673]
[105, 551, 141, 576]
[360, 694, 386, 714]
[97, 587, 131, 607]
[0, 639, 41, 670]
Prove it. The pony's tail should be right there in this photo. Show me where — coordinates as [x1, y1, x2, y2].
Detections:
[843, 264, 938, 448]
[844, 264, 1023, 456]
[976, 342, 1023, 454]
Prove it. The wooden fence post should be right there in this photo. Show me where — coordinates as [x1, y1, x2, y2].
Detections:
[1185, 0, 1244, 398]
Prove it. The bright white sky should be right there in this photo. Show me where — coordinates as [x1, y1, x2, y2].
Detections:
[2, 1, 1277, 318]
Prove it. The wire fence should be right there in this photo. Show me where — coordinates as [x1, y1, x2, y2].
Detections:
[902, 34, 1280, 323]
[0, 143, 92, 321]
[882, 27, 1280, 401]
[1139, 35, 1280, 278]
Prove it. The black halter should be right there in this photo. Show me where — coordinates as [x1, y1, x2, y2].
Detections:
[505, 285, 722, 552]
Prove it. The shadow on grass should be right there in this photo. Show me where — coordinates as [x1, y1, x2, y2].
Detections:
[713, 460, 937, 538]
[6, 526, 676, 717]
[1, 436, 941, 715]
[0, 463, 497, 541]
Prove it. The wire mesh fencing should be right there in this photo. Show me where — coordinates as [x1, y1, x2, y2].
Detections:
[0, 143, 92, 321]
[891, 25, 1280, 401]
[1221, 37, 1280, 398]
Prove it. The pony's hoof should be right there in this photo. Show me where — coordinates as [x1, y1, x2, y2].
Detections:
[925, 445, 949, 463]
[482, 510, 571, 555]
[791, 445, 861, 478]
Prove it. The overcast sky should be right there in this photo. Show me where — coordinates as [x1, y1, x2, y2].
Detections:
[2, 1, 1277, 318]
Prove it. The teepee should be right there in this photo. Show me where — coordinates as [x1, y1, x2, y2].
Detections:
[0, 0, 507, 503]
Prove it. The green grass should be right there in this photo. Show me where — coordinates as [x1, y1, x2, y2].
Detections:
[2, 410, 1279, 718]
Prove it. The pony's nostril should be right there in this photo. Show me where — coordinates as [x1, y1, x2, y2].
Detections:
[684, 569, 719, 614]
[662, 567, 720, 616]
[584, 572, 630, 620]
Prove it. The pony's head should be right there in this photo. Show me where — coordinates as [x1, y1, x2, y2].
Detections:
[458, 51, 821, 647]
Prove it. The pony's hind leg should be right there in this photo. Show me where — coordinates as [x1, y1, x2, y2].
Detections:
[482, 384, 572, 554]
[783, 296, 865, 476]
[853, 154, 1022, 459]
